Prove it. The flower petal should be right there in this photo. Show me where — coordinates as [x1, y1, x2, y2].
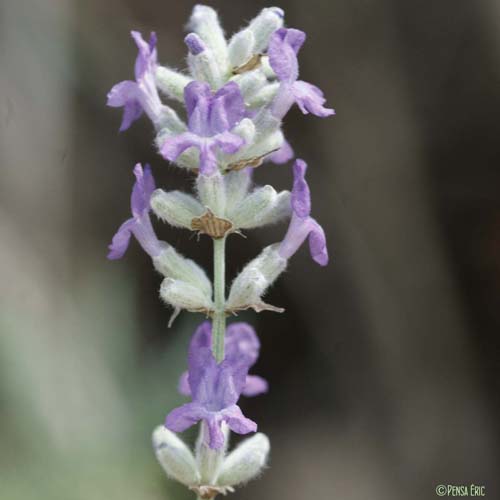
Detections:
[131, 163, 155, 217]
[165, 402, 207, 432]
[107, 80, 139, 107]
[291, 159, 311, 217]
[210, 82, 246, 134]
[222, 405, 257, 435]
[308, 219, 329, 266]
[131, 30, 157, 80]
[292, 81, 335, 117]
[242, 375, 269, 397]
[205, 414, 226, 449]
[198, 139, 219, 176]
[161, 132, 201, 162]
[178, 371, 190, 396]
[268, 28, 305, 82]
[107, 218, 135, 260]
[214, 131, 245, 155]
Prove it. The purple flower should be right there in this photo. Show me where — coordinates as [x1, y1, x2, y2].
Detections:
[161, 81, 245, 175]
[108, 164, 163, 259]
[268, 28, 335, 119]
[165, 323, 257, 449]
[107, 31, 163, 131]
[178, 321, 268, 398]
[278, 159, 328, 265]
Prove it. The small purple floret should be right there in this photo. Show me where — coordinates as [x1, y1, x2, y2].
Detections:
[107, 164, 163, 260]
[161, 81, 245, 175]
[268, 28, 335, 119]
[178, 321, 269, 398]
[165, 321, 258, 449]
[107, 31, 163, 131]
[278, 159, 329, 265]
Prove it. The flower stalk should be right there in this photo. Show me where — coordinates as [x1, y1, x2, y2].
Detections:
[212, 236, 226, 363]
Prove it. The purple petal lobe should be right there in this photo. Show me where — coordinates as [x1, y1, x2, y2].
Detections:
[107, 81, 139, 107]
[185, 33, 206, 55]
[222, 405, 257, 435]
[242, 375, 269, 397]
[210, 82, 246, 134]
[268, 28, 300, 82]
[107, 218, 135, 260]
[107, 163, 161, 259]
[291, 159, 311, 217]
[178, 371, 190, 396]
[131, 163, 155, 217]
[214, 131, 245, 155]
[131, 30, 157, 79]
[161, 132, 200, 162]
[293, 81, 335, 117]
[165, 402, 206, 432]
[309, 220, 329, 266]
[205, 414, 225, 449]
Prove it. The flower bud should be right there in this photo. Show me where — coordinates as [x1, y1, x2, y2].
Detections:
[217, 433, 270, 487]
[188, 5, 229, 73]
[247, 81, 280, 109]
[258, 190, 291, 226]
[235, 71, 267, 102]
[155, 66, 192, 102]
[197, 171, 226, 216]
[153, 246, 212, 297]
[248, 8, 284, 53]
[230, 185, 280, 229]
[228, 29, 255, 68]
[231, 118, 256, 145]
[226, 244, 286, 312]
[153, 426, 200, 486]
[186, 34, 223, 89]
[224, 169, 252, 213]
[151, 189, 204, 229]
[160, 278, 214, 315]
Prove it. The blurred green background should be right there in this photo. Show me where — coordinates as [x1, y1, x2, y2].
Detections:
[1, 1, 500, 499]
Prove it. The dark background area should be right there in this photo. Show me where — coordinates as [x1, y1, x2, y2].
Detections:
[1, 1, 499, 499]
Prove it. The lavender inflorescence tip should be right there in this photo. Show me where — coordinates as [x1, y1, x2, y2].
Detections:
[106, 3, 334, 496]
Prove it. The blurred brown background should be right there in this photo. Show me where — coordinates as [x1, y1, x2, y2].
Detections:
[1, 1, 500, 499]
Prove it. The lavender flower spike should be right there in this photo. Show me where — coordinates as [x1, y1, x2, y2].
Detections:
[178, 321, 268, 398]
[269, 28, 335, 119]
[161, 81, 245, 175]
[107, 31, 163, 131]
[108, 164, 163, 259]
[278, 159, 329, 265]
[165, 328, 257, 449]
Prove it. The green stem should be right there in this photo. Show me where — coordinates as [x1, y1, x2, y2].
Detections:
[212, 236, 226, 363]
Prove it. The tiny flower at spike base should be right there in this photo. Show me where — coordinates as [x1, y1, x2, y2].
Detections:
[107, 32, 163, 131]
[107, 164, 163, 259]
[269, 28, 335, 119]
[161, 81, 245, 175]
[165, 330, 257, 449]
[278, 159, 329, 265]
[177, 321, 268, 398]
